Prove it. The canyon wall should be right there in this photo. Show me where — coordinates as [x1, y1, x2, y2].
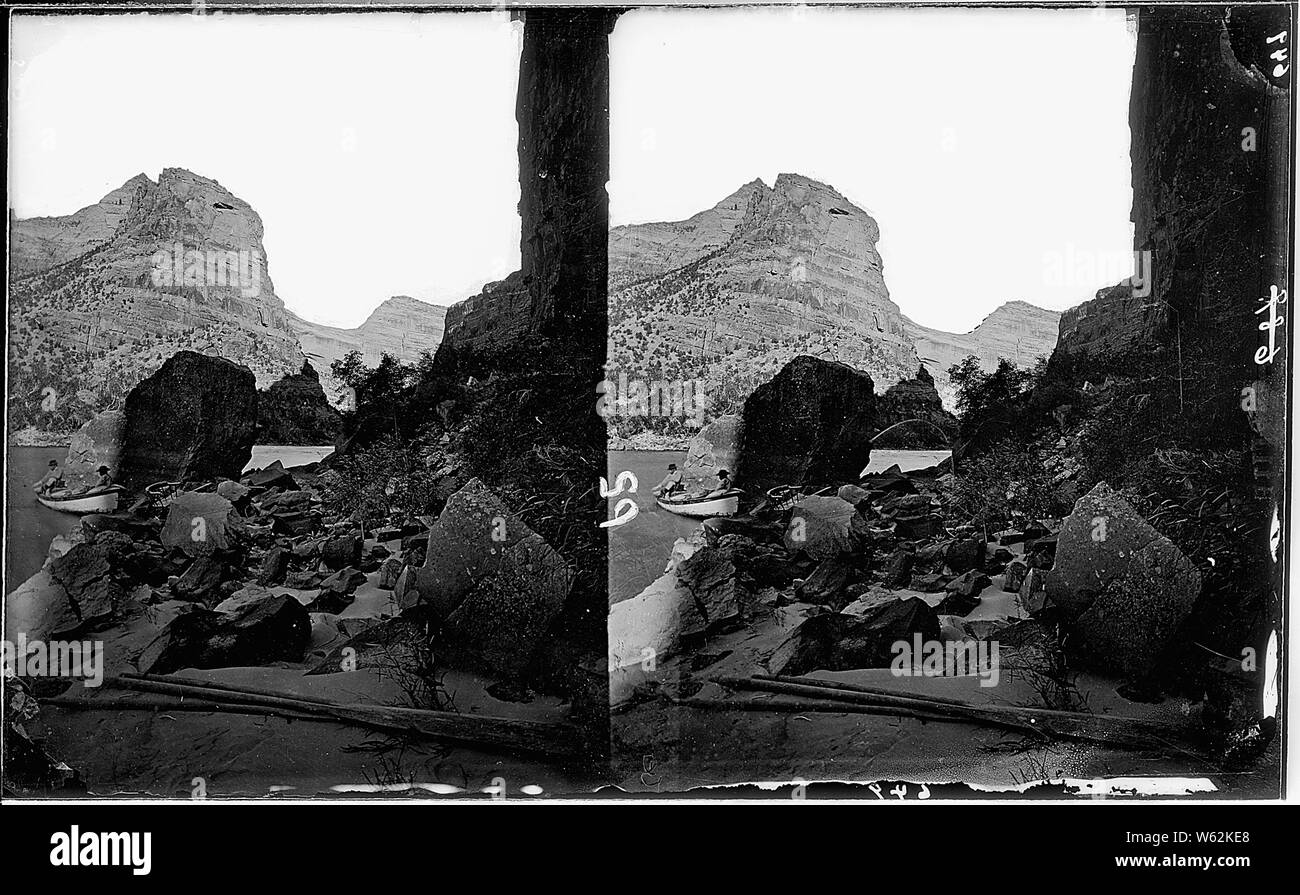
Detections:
[289, 296, 447, 404]
[906, 300, 1061, 407]
[8, 169, 303, 433]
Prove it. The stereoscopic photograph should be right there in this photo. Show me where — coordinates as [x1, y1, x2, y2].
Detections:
[1, 0, 1294, 813]
[604, 1, 1289, 798]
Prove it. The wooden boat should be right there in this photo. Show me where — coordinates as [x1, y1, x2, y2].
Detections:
[36, 486, 124, 514]
[655, 489, 742, 518]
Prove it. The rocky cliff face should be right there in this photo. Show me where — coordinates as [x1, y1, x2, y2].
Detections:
[608, 179, 769, 286]
[608, 174, 920, 420]
[440, 271, 531, 354]
[905, 301, 1061, 408]
[608, 175, 1059, 416]
[256, 360, 342, 446]
[8, 168, 303, 434]
[9, 177, 148, 278]
[1056, 6, 1288, 375]
[288, 296, 447, 404]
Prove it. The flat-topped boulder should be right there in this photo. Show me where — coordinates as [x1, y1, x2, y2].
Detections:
[783, 495, 863, 561]
[118, 351, 258, 489]
[735, 355, 877, 494]
[139, 592, 311, 675]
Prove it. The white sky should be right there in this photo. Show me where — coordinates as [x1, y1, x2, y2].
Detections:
[9, 7, 1136, 335]
[610, 5, 1138, 332]
[8, 12, 522, 327]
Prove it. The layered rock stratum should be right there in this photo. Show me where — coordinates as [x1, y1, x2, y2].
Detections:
[608, 174, 916, 415]
[8, 169, 302, 434]
[8, 169, 451, 434]
[606, 175, 1061, 416]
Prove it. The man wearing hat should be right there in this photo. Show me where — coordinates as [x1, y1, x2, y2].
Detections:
[67, 464, 114, 496]
[651, 462, 684, 498]
[32, 459, 66, 495]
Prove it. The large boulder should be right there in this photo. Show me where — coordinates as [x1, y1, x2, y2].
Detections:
[676, 542, 749, 631]
[1048, 482, 1200, 618]
[139, 592, 311, 674]
[1048, 482, 1201, 674]
[440, 535, 573, 679]
[63, 409, 125, 489]
[607, 542, 703, 704]
[769, 597, 940, 676]
[682, 414, 742, 488]
[414, 478, 572, 678]
[1071, 564, 1200, 677]
[118, 351, 258, 489]
[45, 542, 128, 633]
[736, 355, 878, 494]
[784, 495, 862, 560]
[4, 569, 79, 641]
[161, 492, 239, 557]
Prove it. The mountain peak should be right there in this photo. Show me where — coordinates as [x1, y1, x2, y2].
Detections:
[7, 166, 306, 434]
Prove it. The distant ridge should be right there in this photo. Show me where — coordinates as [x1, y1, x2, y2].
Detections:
[904, 300, 1062, 408]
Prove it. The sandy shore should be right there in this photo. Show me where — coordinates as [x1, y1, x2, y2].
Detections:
[14, 529, 599, 798]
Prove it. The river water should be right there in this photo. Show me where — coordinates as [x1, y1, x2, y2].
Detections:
[606, 448, 949, 605]
[4, 444, 333, 595]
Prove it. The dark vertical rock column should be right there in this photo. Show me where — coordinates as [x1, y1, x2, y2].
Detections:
[517, 9, 617, 348]
[1131, 5, 1291, 754]
[1130, 5, 1289, 377]
[516, 9, 618, 768]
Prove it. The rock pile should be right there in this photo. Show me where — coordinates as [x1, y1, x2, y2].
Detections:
[612, 362, 1202, 706]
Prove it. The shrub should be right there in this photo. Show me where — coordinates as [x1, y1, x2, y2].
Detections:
[943, 440, 1074, 529]
[321, 434, 442, 530]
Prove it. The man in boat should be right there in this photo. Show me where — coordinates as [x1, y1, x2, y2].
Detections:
[71, 465, 114, 495]
[33, 459, 67, 495]
[703, 468, 734, 498]
[651, 463, 684, 498]
[711, 468, 734, 494]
